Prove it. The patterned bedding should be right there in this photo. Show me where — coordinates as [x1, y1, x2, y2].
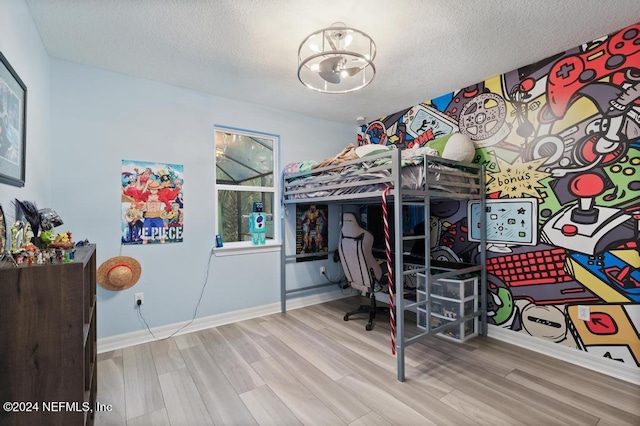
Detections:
[283, 145, 477, 200]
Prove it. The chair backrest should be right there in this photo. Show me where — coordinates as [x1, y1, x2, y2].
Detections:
[338, 213, 382, 293]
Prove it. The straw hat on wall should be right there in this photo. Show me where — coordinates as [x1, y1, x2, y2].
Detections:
[97, 256, 142, 291]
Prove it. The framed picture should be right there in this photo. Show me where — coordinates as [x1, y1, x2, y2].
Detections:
[0, 204, 6, 254]
[0, 51, 27, 187]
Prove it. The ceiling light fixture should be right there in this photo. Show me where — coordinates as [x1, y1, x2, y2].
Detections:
[298, 22, 376, 94]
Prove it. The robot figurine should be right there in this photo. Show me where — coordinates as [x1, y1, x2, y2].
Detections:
[249, 202, 267, 245]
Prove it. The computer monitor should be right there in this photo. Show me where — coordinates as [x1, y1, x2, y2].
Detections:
[467, 198, 538, 253]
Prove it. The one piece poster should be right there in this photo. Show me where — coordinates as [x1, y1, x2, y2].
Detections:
[295, 203, 328, 262]
[121, 160, 184, 245]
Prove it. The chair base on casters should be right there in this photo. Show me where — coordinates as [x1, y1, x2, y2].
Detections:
[343, 294, 389, 331]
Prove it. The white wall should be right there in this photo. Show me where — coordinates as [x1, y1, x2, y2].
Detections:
[49, 60, 354, 338]
[0, 0, 51, 220]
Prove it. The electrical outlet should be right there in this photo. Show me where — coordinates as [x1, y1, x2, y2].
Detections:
[577, 305, 590, 321]
[135, 292, 144, 306]
[320, 266, 326, 275]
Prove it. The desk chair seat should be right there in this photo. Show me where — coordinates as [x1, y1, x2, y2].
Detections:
[338, 213, 389, 331]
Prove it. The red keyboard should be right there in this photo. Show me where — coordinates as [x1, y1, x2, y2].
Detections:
[487, 248, 573, 286]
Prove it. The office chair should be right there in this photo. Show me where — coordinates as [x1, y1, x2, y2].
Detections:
[338, 212, 389, 331]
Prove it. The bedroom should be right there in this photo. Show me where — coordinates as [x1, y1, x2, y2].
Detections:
[0, 1, 638, 424]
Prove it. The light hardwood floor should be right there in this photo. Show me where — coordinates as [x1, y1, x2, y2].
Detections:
[95, 297, 640, 425]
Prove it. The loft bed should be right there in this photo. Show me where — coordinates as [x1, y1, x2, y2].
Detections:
[280, 144, 487, 382]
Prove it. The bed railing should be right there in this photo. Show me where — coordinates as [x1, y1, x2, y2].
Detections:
[282, 148, 483, 203]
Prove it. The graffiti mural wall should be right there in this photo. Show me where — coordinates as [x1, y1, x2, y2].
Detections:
[358, 23, 640, 367]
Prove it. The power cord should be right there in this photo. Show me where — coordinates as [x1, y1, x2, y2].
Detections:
[136, 249, 213, 341]
[321, 269, 349, 290]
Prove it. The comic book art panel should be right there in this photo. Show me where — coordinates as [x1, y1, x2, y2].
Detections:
[296, 203, 328, 262]
[121, 160, 184, 245]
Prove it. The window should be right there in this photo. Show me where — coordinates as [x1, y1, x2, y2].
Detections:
[214, 126, 280, 248]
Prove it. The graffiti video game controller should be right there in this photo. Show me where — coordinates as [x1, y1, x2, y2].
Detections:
[546, 24, 640, 119]
[540, 173, 637, 255]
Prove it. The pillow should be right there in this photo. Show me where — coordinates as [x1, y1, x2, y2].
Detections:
[355, 143, 391, 158]
[441, 132, 476, 163]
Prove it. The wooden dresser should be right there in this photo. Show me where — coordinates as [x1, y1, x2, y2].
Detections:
[0, 244, 97, 426]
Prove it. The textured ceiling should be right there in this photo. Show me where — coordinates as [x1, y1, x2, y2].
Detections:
[25, 0, 640, 125]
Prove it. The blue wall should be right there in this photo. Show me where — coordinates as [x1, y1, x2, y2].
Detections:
[49, 60, 354, 339]
[0, 1, 52, 218]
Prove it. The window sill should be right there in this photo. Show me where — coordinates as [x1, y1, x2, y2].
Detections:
[213, 241, 282, 256]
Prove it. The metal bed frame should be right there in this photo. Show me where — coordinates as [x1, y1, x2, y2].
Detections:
[280, 147, 487, 381]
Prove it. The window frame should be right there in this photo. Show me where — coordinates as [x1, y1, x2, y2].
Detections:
[213, 125, 281, 253]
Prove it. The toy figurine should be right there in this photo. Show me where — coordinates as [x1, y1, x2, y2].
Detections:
[40, 229, 56, 246]
[10, 220, 24, 253]
[23, 223, 34, 247]
[249, 202, 267, 245]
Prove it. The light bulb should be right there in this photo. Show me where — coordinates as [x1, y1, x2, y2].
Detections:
[344, 34, 353, 47]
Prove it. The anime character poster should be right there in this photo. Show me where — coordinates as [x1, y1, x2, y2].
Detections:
[296, 203, 328, 262]
[121, 160, 184, 245]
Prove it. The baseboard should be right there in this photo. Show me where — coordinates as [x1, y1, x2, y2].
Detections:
[488, 325, 640, 385]
[98, 289, 349, 353]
